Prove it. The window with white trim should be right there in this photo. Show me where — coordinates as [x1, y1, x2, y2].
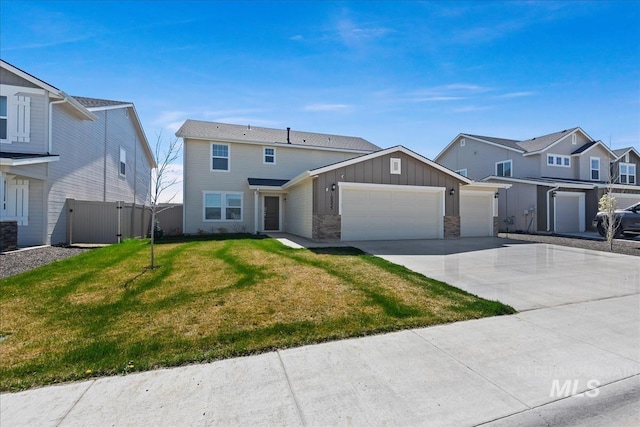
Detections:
[212, 144, 229, 171]
[263, 147, 275, 164]
[590, 157, 600, 181]
[203, 192, 243, 221]
[495, 160, 512, 177]
[390, 158, 401, 174]
[119, 147, 126, 176]
[619, 163, 636, 185]
[456, 168, 468, 177]
[547, 154, 570, 167]
[0, 96, 7, 140]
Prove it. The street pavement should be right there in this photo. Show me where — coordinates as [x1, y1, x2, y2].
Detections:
[1, 238, 639, 426]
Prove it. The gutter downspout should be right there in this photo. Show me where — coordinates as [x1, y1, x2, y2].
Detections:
[49, 97, 67, 153]
[546, 186, 559, 232]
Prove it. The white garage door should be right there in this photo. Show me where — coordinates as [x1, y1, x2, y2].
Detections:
[340, 183, 444, 241]
[554, 192, 585, 233]
[611, 193, 640, 209]
[460, 191, 494, 237]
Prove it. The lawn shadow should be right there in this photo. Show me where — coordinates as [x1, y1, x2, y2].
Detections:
[309, 247, 366, 256]
[153, 233, 269, 245]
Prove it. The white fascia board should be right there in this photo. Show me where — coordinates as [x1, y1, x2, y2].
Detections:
[281, 171, 312, 189]
[338, 181, 446, 193]
[61, 92, 98, 121]
[1, 60, 61, 94]
[85, 104, 134, 112]
[484, 176, 595, 189]
[464, 181, 512, 190]
[570, 140, 616, 158]
[311, 145, 473, 184]
[0, 156, 60, 166]
[128, 105, 155, 168]
[612, 147, 640, 161]
[523, 127, 594, 157]
[248, 185, 287, 191]
[181, 136, 374, 155]
[593, 183, 640, 191]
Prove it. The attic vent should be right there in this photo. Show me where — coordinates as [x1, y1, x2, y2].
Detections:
[571, 134, 577, 145]
[460, 138, 466, 147]
[390, 158, 401, 175]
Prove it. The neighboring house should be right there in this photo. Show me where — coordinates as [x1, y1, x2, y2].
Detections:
[0, 60, 156, 246]
[435, 127, 640, 233]
[176, 120, 506, 241]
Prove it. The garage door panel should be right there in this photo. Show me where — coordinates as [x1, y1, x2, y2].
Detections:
[341, 187, 442, 241]
[460, 192, 493, 237]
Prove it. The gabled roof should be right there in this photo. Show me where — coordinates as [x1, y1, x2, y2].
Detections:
[436, 127, 600, 161]
[176, 120, 380, 153]
[612, 147, 640, 160]
[570, 140, 616, 158]
[73, 96, 132, 110]
[518, 127, 584, 153]
[285, 145, 472, 189]
[1, 60, 96, 121]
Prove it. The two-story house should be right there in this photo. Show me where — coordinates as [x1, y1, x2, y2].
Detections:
[435, 127, 640, 233]
[0, 60, 156, 247]
[177, 120, 506, 241]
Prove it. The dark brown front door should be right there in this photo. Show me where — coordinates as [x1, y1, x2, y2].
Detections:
[264, 196, 279, 231]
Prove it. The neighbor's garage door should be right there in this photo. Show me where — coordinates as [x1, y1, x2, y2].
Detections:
[340, 183, 444, 241]
[460, 190, 494, 237]
[611, 193, 640, 209]
[554, 191, 585, 233]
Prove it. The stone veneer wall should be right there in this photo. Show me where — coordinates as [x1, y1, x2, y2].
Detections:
[313, 214, 341, 241]
[0, 220, 18, 252]
[493, 217, 499, 237]
[443, 215, 460, 239]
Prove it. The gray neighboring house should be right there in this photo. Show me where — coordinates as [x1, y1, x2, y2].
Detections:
[0, 60, 156, 246]
[435, 127, 640, 233]
[176, 120, 505, 241]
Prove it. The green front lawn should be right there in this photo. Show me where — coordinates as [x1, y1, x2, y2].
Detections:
[0, 237, 514, 391]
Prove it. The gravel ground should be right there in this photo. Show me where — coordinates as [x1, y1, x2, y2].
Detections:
[0, 246, 90, 279]
[1, 234, 638, 280]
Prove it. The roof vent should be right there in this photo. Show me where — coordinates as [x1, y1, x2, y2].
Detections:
[287, 127, 291, 144]
[248, 124, 251, 130]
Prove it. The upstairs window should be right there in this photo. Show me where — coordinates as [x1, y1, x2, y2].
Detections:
[590, 157, 600, 181]
[547, 154, 570, 167]
[495, 160, 512, 177]
[263, 147, 275, 164]
[119, 148, 126, 176]
[212, 144, 229, 171]
[0, 96, 7, 140]
[620, 163, 636, 185]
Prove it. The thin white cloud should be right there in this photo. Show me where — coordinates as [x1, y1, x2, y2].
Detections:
[413, 96, 466, 102]
[290, 34, 304, 41]
[498, 91, 535, 98]
[304, 103, 352, 112]
[410, 83, 491, 103]
[152, 111, 189, 132]
[452, 105, 494, 113]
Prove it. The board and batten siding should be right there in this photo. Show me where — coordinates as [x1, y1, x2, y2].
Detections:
[183, 138, 362, 234]
[314, 152, 464, 216]
[284, 179, 312, 238]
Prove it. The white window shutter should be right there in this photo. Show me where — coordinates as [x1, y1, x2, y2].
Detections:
[6, 178, 29, 225]
[15, 95, 31, 143]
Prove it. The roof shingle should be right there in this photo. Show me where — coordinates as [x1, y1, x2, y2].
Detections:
[72, 96, 131, 108]
[176, 120, 380, 152]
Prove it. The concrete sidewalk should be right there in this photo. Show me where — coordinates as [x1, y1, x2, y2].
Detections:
[2, 294, 638, 426]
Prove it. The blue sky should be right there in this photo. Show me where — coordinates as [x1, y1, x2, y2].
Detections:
[2, 1, 639, 200]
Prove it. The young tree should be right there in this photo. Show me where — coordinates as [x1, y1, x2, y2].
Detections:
[598, 191, 617, 251]
[148, 133, 181, 269]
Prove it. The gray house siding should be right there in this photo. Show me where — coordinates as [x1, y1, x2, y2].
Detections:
[496, 183, 538, 232]
[313, 152, 464, 216]
[47, 106, 151, 244]
[0, 86, 48, 154]
[16, 179, 45, 246]
[438, 136, 539, 179]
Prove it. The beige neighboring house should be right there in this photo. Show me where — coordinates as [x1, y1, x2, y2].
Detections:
[435, 127, 640, 233]
[0, 60, 156, 247]
[176, 120, 506, 241]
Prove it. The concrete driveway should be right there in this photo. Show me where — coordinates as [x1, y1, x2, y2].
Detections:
[352, 237, 640, 311]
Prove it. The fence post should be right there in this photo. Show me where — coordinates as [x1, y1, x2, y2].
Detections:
[66, 198, 75, 245]
[116, 201, 123, 243]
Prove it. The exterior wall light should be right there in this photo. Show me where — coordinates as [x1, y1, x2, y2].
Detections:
[331, 183, 336, 191]
[494, 192, 499, 198]
[449, 188, 455, 196]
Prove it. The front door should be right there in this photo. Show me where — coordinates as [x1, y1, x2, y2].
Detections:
[264, 196, 280, 231]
